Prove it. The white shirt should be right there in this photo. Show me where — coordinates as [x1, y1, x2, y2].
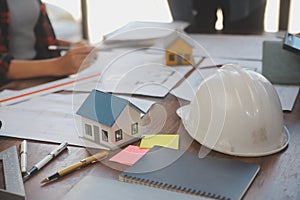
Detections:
[8, 0, 40, 59]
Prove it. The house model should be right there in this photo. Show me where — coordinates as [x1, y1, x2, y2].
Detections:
[76, 89, 144, 149]
[165, 32, 194, 66]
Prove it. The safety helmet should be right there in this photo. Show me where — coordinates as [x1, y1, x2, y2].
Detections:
[178, 64, 289, 157]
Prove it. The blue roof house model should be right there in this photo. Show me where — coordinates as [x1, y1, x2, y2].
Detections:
[77, 89, 144, 149]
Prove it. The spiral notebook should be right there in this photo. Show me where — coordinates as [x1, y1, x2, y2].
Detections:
[119, 146, 260, 200]
[63, 176, 205, 200]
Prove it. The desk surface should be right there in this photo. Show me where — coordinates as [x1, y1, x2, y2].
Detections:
[0, 84, 299, 200]
[0, 32, 299, 199]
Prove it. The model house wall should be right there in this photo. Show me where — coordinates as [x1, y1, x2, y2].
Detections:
[111, 105, 141, 144]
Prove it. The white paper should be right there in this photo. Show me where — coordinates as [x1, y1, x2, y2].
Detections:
[90, 51, 193, 97]
[274, 85, 299, 111]
[191, 34, 280, 60]
[103, 21, 189, 42]
[0, 48, 184, 107]
[0, 93, 88, 146]
[199, 57, 262, 73]
[171, 68, 204, 101]
[116, 94, 155, 114]
[0, 89, 17, 99]
[0, 91, 155, 147]
[0, 72, 101, 107]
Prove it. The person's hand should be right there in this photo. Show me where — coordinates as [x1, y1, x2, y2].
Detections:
[70, 40, 90, 48]
[55, 42, 97, 76]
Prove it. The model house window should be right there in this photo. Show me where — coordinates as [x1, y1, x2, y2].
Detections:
[131, 123, 138, 135]
[85, 124, 92, 136]
[102, 130, 108, 142]
[115, 129, 123, 142]
[169, 54, 175, 61]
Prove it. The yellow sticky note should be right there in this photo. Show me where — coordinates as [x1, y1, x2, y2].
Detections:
[140, 134, 179, 150]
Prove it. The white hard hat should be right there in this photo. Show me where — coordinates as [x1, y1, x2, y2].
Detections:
[178, 64, 289, 157]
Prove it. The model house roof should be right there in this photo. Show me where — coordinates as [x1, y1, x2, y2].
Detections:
[76, 89, 144, 127]
[164, 31, 194, 49]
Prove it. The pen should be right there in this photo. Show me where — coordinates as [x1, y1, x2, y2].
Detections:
[23, 142, 68, 182]
[20, 140, 28, 173]
[48, 45, 109, 52]
[199, 64, 223, 70]
[41, 151, 109, 184]
[48, 45, 70, 51]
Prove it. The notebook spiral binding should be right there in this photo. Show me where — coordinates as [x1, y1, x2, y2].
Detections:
[119, 175, 230, 200]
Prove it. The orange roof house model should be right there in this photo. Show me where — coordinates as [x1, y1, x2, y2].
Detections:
[165, 32, 194, 66]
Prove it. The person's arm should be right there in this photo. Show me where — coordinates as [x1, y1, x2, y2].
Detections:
[0, 54, 13, 84]
[56, 39, 72, 47]
[6, 44, 97, 80]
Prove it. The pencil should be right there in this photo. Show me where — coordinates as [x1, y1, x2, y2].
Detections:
[41, 151, 109, 184]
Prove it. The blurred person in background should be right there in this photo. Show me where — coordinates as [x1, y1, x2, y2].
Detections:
[168, 0, 266, 34]
[0, 0, 97, 86]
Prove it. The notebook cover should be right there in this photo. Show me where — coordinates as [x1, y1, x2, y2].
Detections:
[119, 146, 260, 200]
[63, 176, 205, 200]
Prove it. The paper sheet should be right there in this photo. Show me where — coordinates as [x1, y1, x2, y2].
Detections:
[116, 94, 155, 114]
[274, 85, 299, 111]
[92, 51, 193, 97]
[103, 21, 189, 42]
[0, 89, 16, 99]
[0, 73, 99, 107]
[199, 57, 262, 73]
[191, 34, 280, 60]
[140, 134, 179, 150]
[109, 145, 149, 166]
[1, 47, 185, 105]
[170, 68, 204, 101]
[0, 93, 88, 146]
[0, 92, 155, 147]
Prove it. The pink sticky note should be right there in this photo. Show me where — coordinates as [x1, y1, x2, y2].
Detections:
[109, 145, 150, 166]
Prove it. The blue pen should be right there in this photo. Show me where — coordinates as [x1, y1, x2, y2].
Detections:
[23, 142, 68, 182]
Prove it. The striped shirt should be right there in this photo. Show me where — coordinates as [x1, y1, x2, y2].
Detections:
[0, 0, 60, 85]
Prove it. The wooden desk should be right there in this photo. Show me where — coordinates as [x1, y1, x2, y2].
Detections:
[0, 79, 300, 200]
[0, 30, 300, 200]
